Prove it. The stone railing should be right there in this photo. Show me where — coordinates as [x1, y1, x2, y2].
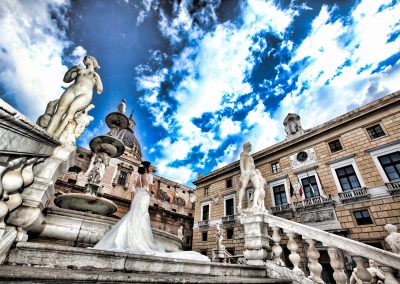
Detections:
[386, 181, 400, 196]
[198, 220, 209, 228]
[338, 187, 369, 203]
[222, 215, 237, 224]
[240, 212, 400, 284]
[0, 99, 74, 263]
[271, 204, 292, 214]
[293, 195, 333, 209]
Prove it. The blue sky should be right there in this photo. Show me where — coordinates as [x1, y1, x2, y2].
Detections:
[1, 0, 399, 185]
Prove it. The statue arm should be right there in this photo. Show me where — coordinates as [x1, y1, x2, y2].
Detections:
[94, 74, 103, 94]
[63, 66, 80, 83]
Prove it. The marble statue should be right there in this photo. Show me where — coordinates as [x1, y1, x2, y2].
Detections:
[58, 121, 77, 147]
[177, 226, 183, 241]
[283, 113, 304, 140]
[45, 55, 103, 138]
[36, 99, 59, 128]
[367, 259, 385, 284]
[237, 142, 267, 213]
[384, 224, 400, 254]
[88, 153, 110, 184]
[118, 99, 126, 114]
[74, 104, 95, 139]
[216, 224, 225, 250]
[349, 267, 362, 284]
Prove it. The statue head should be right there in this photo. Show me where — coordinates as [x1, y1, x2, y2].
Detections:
[368, 259, 377, 267]
[84, 55, 100, 69]
[243, 142, 252, 153]
[385, 224, 398, 233]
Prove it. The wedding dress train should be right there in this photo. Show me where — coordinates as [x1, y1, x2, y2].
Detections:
[93, 173, 209, 262]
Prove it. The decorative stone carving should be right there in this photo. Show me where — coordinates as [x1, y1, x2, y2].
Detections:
[118, 99, 126, 114]
[36, 99, 59, 128]
[177, 225, 183, 241]
[286, 231, 303, 275]
[283, 113, 304, 140]
[59, 121, 77, 147]
[300, 209, 335, 223]
[327, 247, 347, 284]
[271, 226, 284, 266]
[74, 104, 95, 140]
[351, 256, 372, 284]
[238, 142, 267, 213]
[305, 239, 324, 284]
[384, 224, 400, 254]
[367, 259, 385, 284]
[43, 55, 103, 138]
[216, 224, 225, 251]
[289, 148, 318, 170]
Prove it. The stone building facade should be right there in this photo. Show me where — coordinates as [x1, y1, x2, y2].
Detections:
[192, 91, 400, 279]
[49, 111, 196, 250]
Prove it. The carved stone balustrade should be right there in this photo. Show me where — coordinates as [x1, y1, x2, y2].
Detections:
[386, 181, 400, 196]
[198, 220, 209, 229]
[247, 213, 400, 284]
[0, 99, 74, 263]
[338, 187, 370, 203]
[271, 204, 292, 214]
[222, 215, 237, 224]
[293, 195, 333, 210]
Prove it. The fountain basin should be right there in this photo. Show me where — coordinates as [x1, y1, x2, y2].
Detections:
[54, 193, 117, 216]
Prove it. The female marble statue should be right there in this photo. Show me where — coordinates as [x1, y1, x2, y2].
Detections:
[384, 224, 400, 254]
[93, 161, 209, 262]
[46, 55, 103, 138]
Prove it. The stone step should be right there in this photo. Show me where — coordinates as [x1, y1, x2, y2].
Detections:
[0, 265, 292, 283]
[5, 242, 291, 283]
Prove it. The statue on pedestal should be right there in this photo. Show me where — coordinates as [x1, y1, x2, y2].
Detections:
[40, 55, 103, 138]
[237, 142, 267, 213]
[177, 226, 183, 241]
[384, 224, 400, 254]
[216, 224, 225, 251]
[118, 99, 126, 114]
[367, 259, 385, 284]
[283, 113, 304, 140]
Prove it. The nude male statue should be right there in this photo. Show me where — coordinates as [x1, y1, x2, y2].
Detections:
[238, 142, 264, 213]
[46, 55, 103, 138]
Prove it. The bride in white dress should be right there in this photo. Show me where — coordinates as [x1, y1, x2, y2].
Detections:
[94, 161, 209, 262]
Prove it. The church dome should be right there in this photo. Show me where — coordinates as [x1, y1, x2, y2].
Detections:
[121, 129, 142, 159]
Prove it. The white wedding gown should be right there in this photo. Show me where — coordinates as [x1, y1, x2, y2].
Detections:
[93, 173, 209, 262]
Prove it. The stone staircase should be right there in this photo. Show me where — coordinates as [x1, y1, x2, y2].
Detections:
[1, 242, 291, 283]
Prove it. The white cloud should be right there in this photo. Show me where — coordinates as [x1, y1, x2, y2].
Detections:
[219, 117, 241, 139]
[0, 0, 86, 121]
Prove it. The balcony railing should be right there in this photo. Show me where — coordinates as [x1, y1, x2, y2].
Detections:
[338, 187, 369, 203]
[293, 195, 333, 209]
[222, 215, 237, 224]
[198, 220, 209, 228]
[386, 181, 400, 196]
[271, 204, 292, 214]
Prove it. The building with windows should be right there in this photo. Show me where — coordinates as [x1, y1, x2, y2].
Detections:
[192, 91, 400, 278]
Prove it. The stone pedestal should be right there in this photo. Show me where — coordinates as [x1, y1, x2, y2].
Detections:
[239, 212, 270, 266]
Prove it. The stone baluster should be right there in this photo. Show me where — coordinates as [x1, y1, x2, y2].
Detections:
[380, 266, 399, 284]
[305, 239, 324, 284]
[352, 256, 372, 284]
[327, 247, 347, 284]
[271, 226, 284, 266]
[285, 231, 304, 275]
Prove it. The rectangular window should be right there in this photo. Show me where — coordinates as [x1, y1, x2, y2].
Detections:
[117, 171, 128, 186]
[301, 175, 320, 198]
[202, 204, 209, 221]
[273, 184, 287, 206]
[353, 209, 373, 225]
[226, 248, 235, 256]
[328, 139, 343, 153]
[271, 162, 281, 174]
[226, 228, 234, 239]
[185, 236, 192, 245]
[225, 198, 234, 216]
[202, 232, 208, 241]
[204, 187, 209, 196]
[226, 178, 233, 188]
[378, 152, 400, 182]
[367, 124, 385, 139]
[335, 165, 361, 191]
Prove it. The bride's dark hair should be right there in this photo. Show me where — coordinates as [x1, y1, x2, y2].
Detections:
[138, 161, 151, 175]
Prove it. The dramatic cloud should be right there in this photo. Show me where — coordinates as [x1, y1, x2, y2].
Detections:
[136, 0, 400, 184]
[0, 0, 86, 120]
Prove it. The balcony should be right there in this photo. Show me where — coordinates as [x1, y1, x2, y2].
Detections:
[198, 220, 209, 228]
[271, 204, 292, 214]
[293, 195, 333, 210]
[222, 215, 237, 224]
[386, 181, 400, 196]
[338, 187, 369, 203]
